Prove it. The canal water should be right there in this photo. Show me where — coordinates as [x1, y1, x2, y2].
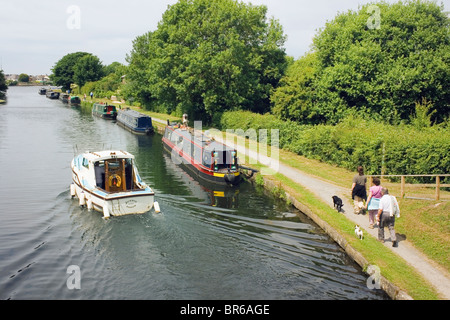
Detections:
[0, 86, 388, 300]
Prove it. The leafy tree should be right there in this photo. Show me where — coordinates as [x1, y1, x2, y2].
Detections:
[103, 61, 124, 76]
[73, 54, 104, 88]
[0, 69, 7, 100]
[52, 52, 90, 90]
[273, 0, 449, 125]
[126, 0, 287, 124]
[18, 73, 29, 82]
[80, 63, 126, 97]
[123, 32, 155, 107]
[271, 53, 322, 124]
[311, 0, 450, 124]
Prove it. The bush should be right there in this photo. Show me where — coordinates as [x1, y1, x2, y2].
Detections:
[220, 111, 450, 182]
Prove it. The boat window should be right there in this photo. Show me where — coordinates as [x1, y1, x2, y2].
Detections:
[94, 159, 137, 192]
[82, 157, 89, 169]
[94, 161, 105, 189]
[138, 117, 152, 128]
[183, 138, 192, 156]
[108, 161, 120, 169]
[212, 150, 236, 172]
[202, 150, 212, 167]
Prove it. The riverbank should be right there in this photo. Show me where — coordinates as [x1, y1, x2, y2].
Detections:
[80, 98, 449, 300]
[213, 132, 448, 300]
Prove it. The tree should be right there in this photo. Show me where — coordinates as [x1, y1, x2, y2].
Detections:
[103, 61, 124, 76]
[311, 0, 450, 124]
[127, 0, 287, 124]
[271, 53, 322, 124]
[51, 52, 90, 90]
[273, 1, 449, 125]
[73, 54, 104, 88]
[18, 73, 29, 83]
[0, 69, 7, 100]
[123, 32, 155, 107]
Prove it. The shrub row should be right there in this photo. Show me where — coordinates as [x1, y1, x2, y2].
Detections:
[220, 111, 450, 182]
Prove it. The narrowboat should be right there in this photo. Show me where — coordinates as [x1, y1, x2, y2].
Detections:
[69, 96, 81, 107]
[92, 103, 118, 120]
[117, 108, 154, 135]
[70, 150, 156, 219]
[59, 93, 70, 103]
[38, 88, 47, 95]
[46, 90, 60, 99]
[162, 123, 241, 186]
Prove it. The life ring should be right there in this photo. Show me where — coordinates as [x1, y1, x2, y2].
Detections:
[109, 174, 122, 187]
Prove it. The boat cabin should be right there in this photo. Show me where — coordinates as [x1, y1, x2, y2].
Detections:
[94, 158, 136, 192]
[117, 109, 153, 135]
[73, 151, 144, 193]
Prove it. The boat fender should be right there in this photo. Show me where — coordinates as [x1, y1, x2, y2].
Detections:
[103, 206, 111, 219]
[109, 174, 122, 187]
[70, 184, 76, 198]
[154, 201, 161, 214]
[79, 192, 86, 207]
[87, 198, 93, 211]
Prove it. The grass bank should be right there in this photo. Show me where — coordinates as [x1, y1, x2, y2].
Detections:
[251, 168, 440, 299]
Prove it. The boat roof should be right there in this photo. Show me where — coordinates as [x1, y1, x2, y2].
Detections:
[119, 108, 151, 119]
[80, 150, 135, 162]
[168, 126, 235, 152]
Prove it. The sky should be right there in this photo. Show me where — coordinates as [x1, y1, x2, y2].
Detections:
[1, 0, 448, 75]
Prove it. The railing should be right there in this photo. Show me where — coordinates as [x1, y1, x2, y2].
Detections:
[367, 174, 450, 201]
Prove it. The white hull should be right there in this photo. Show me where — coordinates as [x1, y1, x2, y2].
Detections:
[71, 181, 154, 217]
[70, 150, 155, 219]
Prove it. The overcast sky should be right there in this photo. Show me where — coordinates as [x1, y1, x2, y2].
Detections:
[1, 0, 448, 75]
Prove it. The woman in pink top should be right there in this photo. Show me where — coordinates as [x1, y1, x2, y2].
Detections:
[366, 177, 382, 229]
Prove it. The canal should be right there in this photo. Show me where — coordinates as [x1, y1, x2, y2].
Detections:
[0, 86, 388, 300]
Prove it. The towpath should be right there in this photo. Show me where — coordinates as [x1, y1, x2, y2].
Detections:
[213, 132, 450, 300]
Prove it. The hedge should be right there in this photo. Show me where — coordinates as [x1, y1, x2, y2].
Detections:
[220, 111, 450, 182]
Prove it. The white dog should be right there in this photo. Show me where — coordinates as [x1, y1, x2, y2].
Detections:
[355, 225, 364, 240]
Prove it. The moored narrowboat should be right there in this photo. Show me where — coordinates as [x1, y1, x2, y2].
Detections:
[162, 123, 241, 186]
[117, 108, 154, 135]
[92, 103, 118, 120]
[46, 90, 60, 99]
[69, 96, 81, 107]
[59, 93, 70, 103]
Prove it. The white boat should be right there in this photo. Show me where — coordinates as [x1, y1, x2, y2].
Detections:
[70, 150, 155, 218]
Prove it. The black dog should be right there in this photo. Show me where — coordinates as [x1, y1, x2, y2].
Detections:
[332, 196, 344, 212]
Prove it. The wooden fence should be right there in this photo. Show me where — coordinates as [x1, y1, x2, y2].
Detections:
[367, 174, 450, 201]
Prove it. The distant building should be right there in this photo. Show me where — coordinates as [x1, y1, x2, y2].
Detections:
[5, 74, 19, 81]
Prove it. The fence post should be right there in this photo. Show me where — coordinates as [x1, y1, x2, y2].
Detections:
[401, 176, 405, 199]
[436, 176, 440, 201]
